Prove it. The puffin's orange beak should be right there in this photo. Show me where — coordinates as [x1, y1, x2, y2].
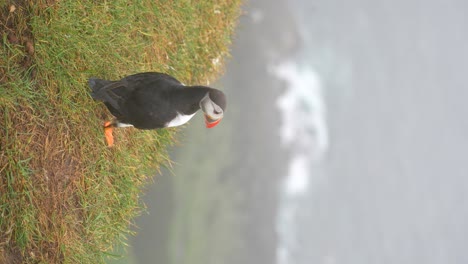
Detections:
[204, 115, 222, 128]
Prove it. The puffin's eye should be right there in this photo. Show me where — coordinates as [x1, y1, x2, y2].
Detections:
[213, 105, 223, 115]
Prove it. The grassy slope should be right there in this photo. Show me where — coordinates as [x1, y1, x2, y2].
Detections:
[0, 0, 241, 263]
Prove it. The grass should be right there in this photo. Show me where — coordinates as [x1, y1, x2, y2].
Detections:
[0, 0, 241, 263]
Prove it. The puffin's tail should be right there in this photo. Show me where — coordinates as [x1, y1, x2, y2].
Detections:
[89, 78, 112, 101]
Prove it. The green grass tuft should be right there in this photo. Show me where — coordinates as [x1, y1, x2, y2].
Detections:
[0, 0, 241, 263]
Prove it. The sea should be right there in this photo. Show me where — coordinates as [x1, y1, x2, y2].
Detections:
[268, 1, 331, 263]
[269, 0, 468, 264]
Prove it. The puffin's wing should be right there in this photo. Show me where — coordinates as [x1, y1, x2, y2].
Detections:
[89, 79, 130, 114]
[123, 72, 183, 86]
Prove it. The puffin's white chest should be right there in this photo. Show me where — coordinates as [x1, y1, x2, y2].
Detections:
[166, 113, 196, 127]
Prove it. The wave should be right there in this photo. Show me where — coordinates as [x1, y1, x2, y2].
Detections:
[270, 59, 329, 264]
[271, 59, 329, 194]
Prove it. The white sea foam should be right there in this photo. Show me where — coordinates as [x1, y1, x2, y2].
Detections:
[272, 59, 329, 264]
[284, 155, 310, 195]
[271, 59, 329, 195]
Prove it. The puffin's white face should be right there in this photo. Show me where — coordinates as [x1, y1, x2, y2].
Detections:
[200, 93, 224, 128]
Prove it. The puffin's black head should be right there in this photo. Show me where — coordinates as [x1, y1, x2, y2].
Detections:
[200, 89, 227, 128]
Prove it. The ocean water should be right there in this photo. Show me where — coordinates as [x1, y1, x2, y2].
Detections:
[272, 58, 328, 263]
[269, 3, 330, 263]
[273, 1, 468, 264]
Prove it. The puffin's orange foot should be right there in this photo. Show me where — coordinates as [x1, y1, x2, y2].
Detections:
[104, 121, 114, 147]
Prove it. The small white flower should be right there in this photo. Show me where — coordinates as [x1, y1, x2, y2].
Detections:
[212, 56, 221, 66]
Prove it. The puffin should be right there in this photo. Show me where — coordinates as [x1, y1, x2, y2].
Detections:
[89, 72, 226, 146]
